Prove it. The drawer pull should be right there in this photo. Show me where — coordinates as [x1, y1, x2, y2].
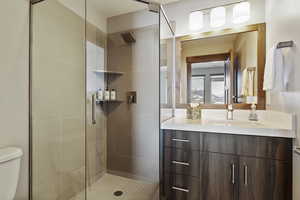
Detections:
[231, 163, 235, 184]
[172, 161, 190, 166]
[244, 164, 248, 186]
[172, 186, 189, 193]
[172, 138, 190, 143]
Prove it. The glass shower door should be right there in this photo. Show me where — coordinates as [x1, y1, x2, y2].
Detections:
[85, 1, 107, 196]
[160, 6, 175, 122]
[30, 0, 86, 199]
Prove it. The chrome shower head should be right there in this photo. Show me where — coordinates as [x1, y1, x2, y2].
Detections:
[121, 32, 136, 44]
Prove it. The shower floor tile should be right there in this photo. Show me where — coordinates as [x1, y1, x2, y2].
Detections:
[71, 173, 159, 200]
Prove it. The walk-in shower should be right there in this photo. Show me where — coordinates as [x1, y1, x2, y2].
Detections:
[29, 0, 175, 200]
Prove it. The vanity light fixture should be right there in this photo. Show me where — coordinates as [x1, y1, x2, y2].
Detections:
[233, 1, 251, 24]
[189, 11, 204, 31]
[210, 7, 226, 28]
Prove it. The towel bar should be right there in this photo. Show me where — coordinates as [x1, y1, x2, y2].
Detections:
[277, 41, 294, 49]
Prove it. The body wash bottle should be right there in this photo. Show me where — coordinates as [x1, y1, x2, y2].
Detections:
[104, 88, 110, 101]
[110, 89, 116, 100]
[97, 89, 103, 100]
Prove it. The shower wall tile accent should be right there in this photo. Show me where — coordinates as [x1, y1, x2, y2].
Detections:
[107, 25, 160, 182]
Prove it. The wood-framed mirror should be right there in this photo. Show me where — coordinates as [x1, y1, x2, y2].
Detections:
[175, 23, 266, 110]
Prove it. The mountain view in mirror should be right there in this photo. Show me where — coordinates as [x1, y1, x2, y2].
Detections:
[176, 30, 259, 108]
[188, 57, 229, 105]
[191, 61, 227, 104]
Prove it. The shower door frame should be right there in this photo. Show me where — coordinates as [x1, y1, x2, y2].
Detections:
[158, 4, 176, 199]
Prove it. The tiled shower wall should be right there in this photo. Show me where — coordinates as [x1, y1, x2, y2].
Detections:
[31, 1, 107, 199]
[86, 21, 107, 185]
[106, 24, 160, 182]
[31, 1, 86, 199]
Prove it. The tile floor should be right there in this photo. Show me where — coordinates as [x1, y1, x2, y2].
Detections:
[71, 173, 159, 200]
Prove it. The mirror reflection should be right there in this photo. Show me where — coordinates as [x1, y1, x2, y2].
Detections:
[188, 57, 228, 104]
[177, 30, 258, 106]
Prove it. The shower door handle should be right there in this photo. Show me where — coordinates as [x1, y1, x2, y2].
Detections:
[92, 93, 96, 125]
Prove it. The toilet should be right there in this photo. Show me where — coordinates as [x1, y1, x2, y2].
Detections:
[0, 147, 23, 200]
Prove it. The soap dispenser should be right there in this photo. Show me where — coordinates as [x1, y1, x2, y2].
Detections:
[249, 103, 258, 121]
[104, 88, 110, 101]
[247, 96, 258, 121]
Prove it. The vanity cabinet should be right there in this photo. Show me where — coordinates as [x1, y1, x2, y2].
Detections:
[161, 130, 292, 200]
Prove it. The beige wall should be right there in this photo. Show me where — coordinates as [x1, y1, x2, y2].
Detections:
[234, 32, 258, 71]
[0, 1, 29, 200]
[265, 0, 300, 140]
[234, 31, 258, 97]
[265, 1, 300, 199]
[107, 17, 159, 181]
[107, 10, 157, 34]
[61, 0, 107, 32]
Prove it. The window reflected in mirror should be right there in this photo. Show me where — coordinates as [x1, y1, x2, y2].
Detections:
[191, 75, 205, 103]
[210, 74, 225, 104]
[190, 61, 227, 104]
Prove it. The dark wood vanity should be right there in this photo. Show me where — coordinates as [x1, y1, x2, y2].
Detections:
[160, 129, 292, 200]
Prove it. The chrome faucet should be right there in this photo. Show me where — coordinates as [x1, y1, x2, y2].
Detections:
[227, 104, 234, 120]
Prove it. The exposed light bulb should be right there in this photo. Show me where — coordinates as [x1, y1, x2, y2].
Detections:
[189, 11, 204, 31]
[233, 2, 251, 24]
[210, 7, 226, 28]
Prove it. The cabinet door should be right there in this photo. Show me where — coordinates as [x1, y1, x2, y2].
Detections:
[239, 157, 291, 200]
[201, 153, 238, 200]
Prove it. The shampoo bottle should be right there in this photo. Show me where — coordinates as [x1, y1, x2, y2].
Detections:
[104, 88, 110, 101]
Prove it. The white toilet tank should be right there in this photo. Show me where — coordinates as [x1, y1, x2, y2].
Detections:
[0, 147, 23, 200]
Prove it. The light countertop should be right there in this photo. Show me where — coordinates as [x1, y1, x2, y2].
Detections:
[162, 117, 296, 138]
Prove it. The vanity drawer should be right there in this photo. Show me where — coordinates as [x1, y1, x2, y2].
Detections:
[164, 147, 200, 177]
[236, 135, 292, 161]
[164, 173, 200, 200]
[203, 133, 237, 155]
[163, 130, 202, 150]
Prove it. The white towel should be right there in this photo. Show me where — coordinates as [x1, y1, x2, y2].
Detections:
[283, 48, 293, 90]
[248, 70, 255, 96]
[263, 44, 285, 91]
[241, 68, 255, 97]
[241, 68, 249, 96]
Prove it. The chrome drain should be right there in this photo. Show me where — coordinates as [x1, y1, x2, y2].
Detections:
[113, 190, 123, 197]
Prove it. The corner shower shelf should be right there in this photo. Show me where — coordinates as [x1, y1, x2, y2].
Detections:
[96, 99, 123, 105]
[93, 70, 124, 76]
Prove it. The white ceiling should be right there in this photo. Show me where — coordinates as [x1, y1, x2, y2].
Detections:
[88, 0, 180, 18]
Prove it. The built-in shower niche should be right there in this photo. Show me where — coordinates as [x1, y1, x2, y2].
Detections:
[93, 70, 125, 109]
